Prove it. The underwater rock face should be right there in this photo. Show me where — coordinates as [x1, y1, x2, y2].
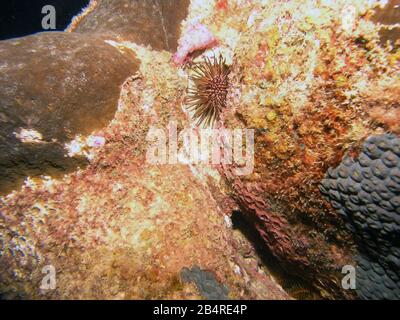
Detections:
[211, 0, 399, 299]
[69, 0, 190, 52]
[320, 134, 400, 299]
[221, 170, 351, 298]
[0, 75, 290, 300]
[0, 32, 138, 194]
[1, 0, 399, 300]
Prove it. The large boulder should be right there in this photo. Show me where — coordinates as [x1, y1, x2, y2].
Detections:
[68, 0, 190, 52]
[0, 32, 139, 194]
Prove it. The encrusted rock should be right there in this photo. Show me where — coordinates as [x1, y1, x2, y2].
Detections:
[0, 70, 290, 300]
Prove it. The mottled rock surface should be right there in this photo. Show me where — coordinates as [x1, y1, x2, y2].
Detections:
[1, 0, 400, 300]
[0, 67, 289, 300]
[0, 32, 139, 194]
[180, 0, 399, 298]
[69, 0, 190, 52]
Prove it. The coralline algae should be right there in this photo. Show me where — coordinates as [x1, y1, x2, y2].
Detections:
[172, 23, 217, 65]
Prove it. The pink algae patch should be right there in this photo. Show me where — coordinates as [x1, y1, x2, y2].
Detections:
[172, 23, 218, 65]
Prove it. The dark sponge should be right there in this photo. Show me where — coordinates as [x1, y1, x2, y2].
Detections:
[320, 134, 400, 299]
[180, 266, 229, 300]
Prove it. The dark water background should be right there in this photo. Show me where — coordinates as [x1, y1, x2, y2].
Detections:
[0, 0, 90, 40]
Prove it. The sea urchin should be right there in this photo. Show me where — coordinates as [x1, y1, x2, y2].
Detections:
[186, 55, 230, 127]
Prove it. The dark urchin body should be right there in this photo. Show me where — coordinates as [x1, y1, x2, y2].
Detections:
[186, 55, 230, 127]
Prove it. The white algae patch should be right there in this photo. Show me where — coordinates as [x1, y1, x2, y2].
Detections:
[14, 128, 44, 144]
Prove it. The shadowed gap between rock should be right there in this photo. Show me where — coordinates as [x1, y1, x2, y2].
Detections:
[230, 210, 322, 300]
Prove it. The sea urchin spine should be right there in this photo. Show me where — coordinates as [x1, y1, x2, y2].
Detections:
[186, 55, 230, 127]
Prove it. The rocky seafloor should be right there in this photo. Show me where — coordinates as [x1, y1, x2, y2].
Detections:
[0, 0, 399, 300]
